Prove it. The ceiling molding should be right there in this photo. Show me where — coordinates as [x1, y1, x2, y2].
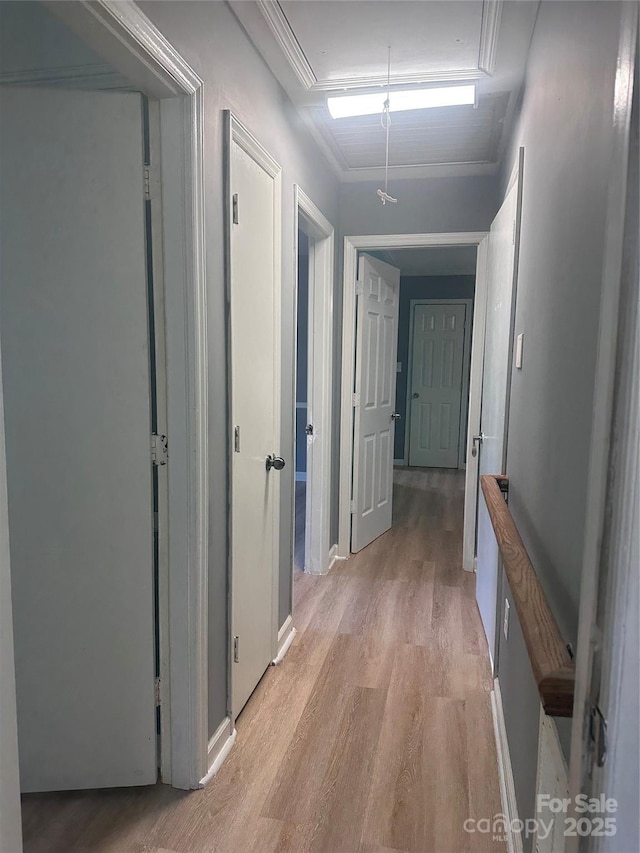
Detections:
[309, 67, 486, 93]
[256, 0, 316, 89]
[478, 0, 503, 75]
[253, 0, 503, 93]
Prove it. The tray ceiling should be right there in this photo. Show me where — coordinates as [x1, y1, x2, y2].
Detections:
[230, 1, 538, 181]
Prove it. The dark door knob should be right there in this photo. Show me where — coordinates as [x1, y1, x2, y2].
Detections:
[266, 454, 286, 471]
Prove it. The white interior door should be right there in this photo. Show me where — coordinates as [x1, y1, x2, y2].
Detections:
[0, 87, 156, 791]
[351, 254, 400, 553]
[408, 303, 467, 468]
[475, 173, 522, 663]
[229, 120, 281, 718]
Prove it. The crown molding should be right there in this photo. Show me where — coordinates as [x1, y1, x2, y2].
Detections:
[478, 0, 503, 75]
[256, 0, 316, 89]
[309, 66, 487, 93]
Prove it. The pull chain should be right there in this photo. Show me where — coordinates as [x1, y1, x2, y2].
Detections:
[377, 46, 398, 205]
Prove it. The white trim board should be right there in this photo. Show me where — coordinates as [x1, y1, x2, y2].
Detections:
[403, 298, 473, 470]
[338, 232, 488, 560]
[293, 186, 335, 577]
[50, 0, 209, 791]
[200, 717, 236, 788]
[272, 615, 296, 665]
[491, 679, 523, 853]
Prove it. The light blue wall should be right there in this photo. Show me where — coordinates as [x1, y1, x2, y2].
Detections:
[395, 275, 475, 461]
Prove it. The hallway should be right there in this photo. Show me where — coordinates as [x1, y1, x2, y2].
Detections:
[21, 469, 503, 853]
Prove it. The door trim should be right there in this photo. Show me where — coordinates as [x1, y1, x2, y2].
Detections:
[462, 237, 489, 571]
[338, 233, 488, 559]
[50, 1, 209, 789]
[225, 113, 283, 718]
[404, 298, 473, 470]
[293, 186, 335, 576]
[567, 3, 638, 832]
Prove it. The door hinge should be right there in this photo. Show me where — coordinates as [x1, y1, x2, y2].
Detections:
[154, 677, 161, 707]
[350, 500, 355, 513]
[234, 425, 240, 453]
[589, 704, 607, 768]
[352, 392, 360, 407]
[151, 433, 168, 466]
[232, 193, 239, 225]
[356, 279, 364, 297]
[144, 165, 151, 201]
[233, 635, 239, 663]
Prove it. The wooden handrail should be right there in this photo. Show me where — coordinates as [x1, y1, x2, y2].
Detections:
[480, 475, 575, 717]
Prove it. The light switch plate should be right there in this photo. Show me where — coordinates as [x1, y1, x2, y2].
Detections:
[515, 333, 524, 369]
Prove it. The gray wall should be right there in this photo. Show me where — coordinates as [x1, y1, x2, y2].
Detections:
[493, 3, 625, 845]
[140, 1, 340, 738]
[394, 275, 475, 460]
[339, 177, 500, 237]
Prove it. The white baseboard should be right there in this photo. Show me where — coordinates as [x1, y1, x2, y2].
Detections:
[272, 615, 296, 664]
[295, 471, 307, 482]
[327, 543, 346, 573]
[491, 678, 523, 853]
[200, 717, 236, 788]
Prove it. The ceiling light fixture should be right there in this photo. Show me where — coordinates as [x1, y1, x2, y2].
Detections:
[327, 83, 476, 120]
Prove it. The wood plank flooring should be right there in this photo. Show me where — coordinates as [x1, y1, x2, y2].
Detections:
[20, 468, 504, 853]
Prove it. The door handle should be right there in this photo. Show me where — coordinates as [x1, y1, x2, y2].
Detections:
[266, 454, 286, 471]
[305, 424, 314, 436]
[471, 433, 484, 458]
[391, 412, 401, 421]
[412, 392, 419, 399]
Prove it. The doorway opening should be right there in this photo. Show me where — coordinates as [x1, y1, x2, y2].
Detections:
[339, 233, 489, 564]
[294, 229, 311, 572]
[291, 187, 335, 579]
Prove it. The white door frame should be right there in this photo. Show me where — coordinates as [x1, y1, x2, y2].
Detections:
[462, 237, 489, 571]
[338, 232, 488, 559]
[293, 186, 335, 576]
[567, 2, 637, 836]
[46, 1, 209, 789]
[404, 298, 473, 470]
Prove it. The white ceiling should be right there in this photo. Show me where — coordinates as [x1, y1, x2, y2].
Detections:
[230, 0, 539, 182]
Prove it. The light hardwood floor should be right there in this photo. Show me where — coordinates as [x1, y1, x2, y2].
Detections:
[20, 468, 504, 853]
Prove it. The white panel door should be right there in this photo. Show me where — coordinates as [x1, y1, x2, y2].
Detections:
[230, 125, 281, 718]
[476, 175, 521, 663]
[0, 87, 156, 791]
[351, 255, 400, 553]
[409, 303, 466, 468]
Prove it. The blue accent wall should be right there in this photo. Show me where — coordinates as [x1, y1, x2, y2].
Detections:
[395, 275, 476, 461]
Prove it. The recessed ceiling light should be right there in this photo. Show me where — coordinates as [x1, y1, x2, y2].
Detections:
[327, 84, 476, 120]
